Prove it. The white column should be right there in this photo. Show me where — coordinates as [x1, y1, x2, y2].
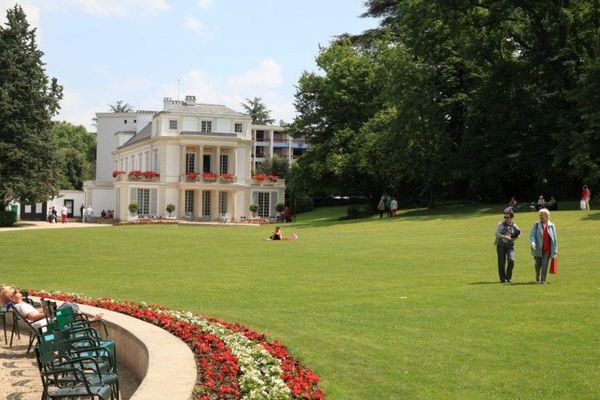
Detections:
[199, 145, 204, 172]
[269, 130, 274, 159]
[180, 146, 186, 177]
[216, 147, 221, 174]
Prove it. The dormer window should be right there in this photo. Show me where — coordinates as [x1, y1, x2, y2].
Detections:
[124, 120, 127, 124]
[234, 123, 243, 133]
[169, 120, 178, 130]
[201, 121, 212, 133]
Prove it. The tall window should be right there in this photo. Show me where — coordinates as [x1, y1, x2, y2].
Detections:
[137, 189, 150, 215]
[185, 190, 194, 215]
[219, 192, 228, 215]
[169, 120, 178, 130]
[153, 151, 159, 173]
[202, 191, 211, 217]
[201, 121, 212, 133]
[234, 123, 243, 133]
[219, 154, 228, 174]
[185, 153, 196, 174]
[258, 192, 270, 218]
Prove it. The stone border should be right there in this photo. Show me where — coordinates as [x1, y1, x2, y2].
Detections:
[31, 297, 197, 400]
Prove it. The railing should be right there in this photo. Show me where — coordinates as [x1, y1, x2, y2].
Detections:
[249, 178, 285, 187]
[113, 173, 159, 182]
[180, 174, 238, 184]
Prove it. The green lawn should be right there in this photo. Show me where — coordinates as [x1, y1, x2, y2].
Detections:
[1, 204, 599, 399]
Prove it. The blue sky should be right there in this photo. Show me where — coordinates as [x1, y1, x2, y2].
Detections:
[1, 0, 378, 131]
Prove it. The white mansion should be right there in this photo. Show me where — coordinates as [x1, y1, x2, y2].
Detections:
[85, 96, 305, 222]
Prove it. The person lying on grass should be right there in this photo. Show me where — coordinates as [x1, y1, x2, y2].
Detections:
[266, 226, 298, 241]
[0, 286, 102, 329]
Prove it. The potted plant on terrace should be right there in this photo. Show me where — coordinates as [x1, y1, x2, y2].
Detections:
[128, 202, 139, 221]
[166, 203, 176, 218]
[275, 202, 285, 220]
[249, 203, 259, 217]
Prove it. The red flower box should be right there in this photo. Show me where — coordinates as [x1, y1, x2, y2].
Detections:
[112, 170, 126, 178]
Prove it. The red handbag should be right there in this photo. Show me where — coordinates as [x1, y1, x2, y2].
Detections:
[550, 257, 558, 275]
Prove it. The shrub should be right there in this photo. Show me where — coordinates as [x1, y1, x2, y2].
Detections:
[293, 192, 314, 213]
[0, 210, 17, 227]
[166, 204, 176, 214]
[275, 203, 285, 213]
[346, 205, 361, 219]
[128, 202, 139, 214]
[249, 204, 259, 213]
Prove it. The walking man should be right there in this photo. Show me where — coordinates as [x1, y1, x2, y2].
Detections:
[495, 209, 521, 283]
[61, 204, 68, 223]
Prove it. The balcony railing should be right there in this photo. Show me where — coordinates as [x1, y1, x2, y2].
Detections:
[180, 173, 238, 184]
[249, 177, 285, 187]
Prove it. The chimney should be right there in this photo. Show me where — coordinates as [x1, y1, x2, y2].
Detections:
[185, 95, 196, 106]
[163, 97, 174, 111]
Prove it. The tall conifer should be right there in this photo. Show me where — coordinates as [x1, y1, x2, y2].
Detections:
[0, 5, 63, 215]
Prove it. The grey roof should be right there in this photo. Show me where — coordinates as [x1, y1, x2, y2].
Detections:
[113, 130, 136, 136]
[160, 103, 250, 118]
[119, 123, 152, 149]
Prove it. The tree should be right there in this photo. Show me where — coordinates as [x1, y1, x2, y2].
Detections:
[241, 97, 275, 124]
[50, 122, 96, 190]
[255, 155, 290, 179]
[0, 5, 63, 214]
[109, 100, 133, 113]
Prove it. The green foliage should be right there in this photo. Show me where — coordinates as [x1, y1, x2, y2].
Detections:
[345, 204, 361, 219]
[128, 202, 138, 214]
[109, 100, 133, 113]
[50, 122, 96, 190]
[241, 97, 275, 124]
[255, 155, 290, 179]
[249, 203, 259, 213]
[0, 5, 63, 208]
[290, 1, 600, 204]
[0, 210, 17, 227]
[275, 203, 285, 213]
[166, 203, 176, 213]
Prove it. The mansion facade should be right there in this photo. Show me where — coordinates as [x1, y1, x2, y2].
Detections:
[85, 96, 294, 222]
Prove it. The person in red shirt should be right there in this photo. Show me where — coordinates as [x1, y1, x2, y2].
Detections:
[581, 185, 591, 211]
[529, 208, 558, 284]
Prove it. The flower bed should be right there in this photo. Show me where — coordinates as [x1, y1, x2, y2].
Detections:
[28, 290, 324, 400]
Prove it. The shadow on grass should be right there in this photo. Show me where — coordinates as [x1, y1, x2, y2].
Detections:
[291, 203, 512, 229]
[582, 211, 600, 221]
[469, 281, 540, 285]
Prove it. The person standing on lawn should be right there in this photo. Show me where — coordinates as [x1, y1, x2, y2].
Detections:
[495, 209, 521, 283]
[582, 185, 591, 211]
[529, 208, 558, 284]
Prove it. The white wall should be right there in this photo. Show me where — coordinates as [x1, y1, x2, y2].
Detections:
[165, 144, 181, 183]
[91, 187, 116, 214]
[216, 119, 230, 133]
[96, 113, 138, 182]
[182, 117, 197, 131]
[47, 190, 86, 217]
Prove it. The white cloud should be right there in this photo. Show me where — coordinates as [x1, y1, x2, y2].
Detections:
[70, 0, 170, 17]
[229, 59, 283, 90]
[198, 0, 212, 9]
[183, 16, 212, 38]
